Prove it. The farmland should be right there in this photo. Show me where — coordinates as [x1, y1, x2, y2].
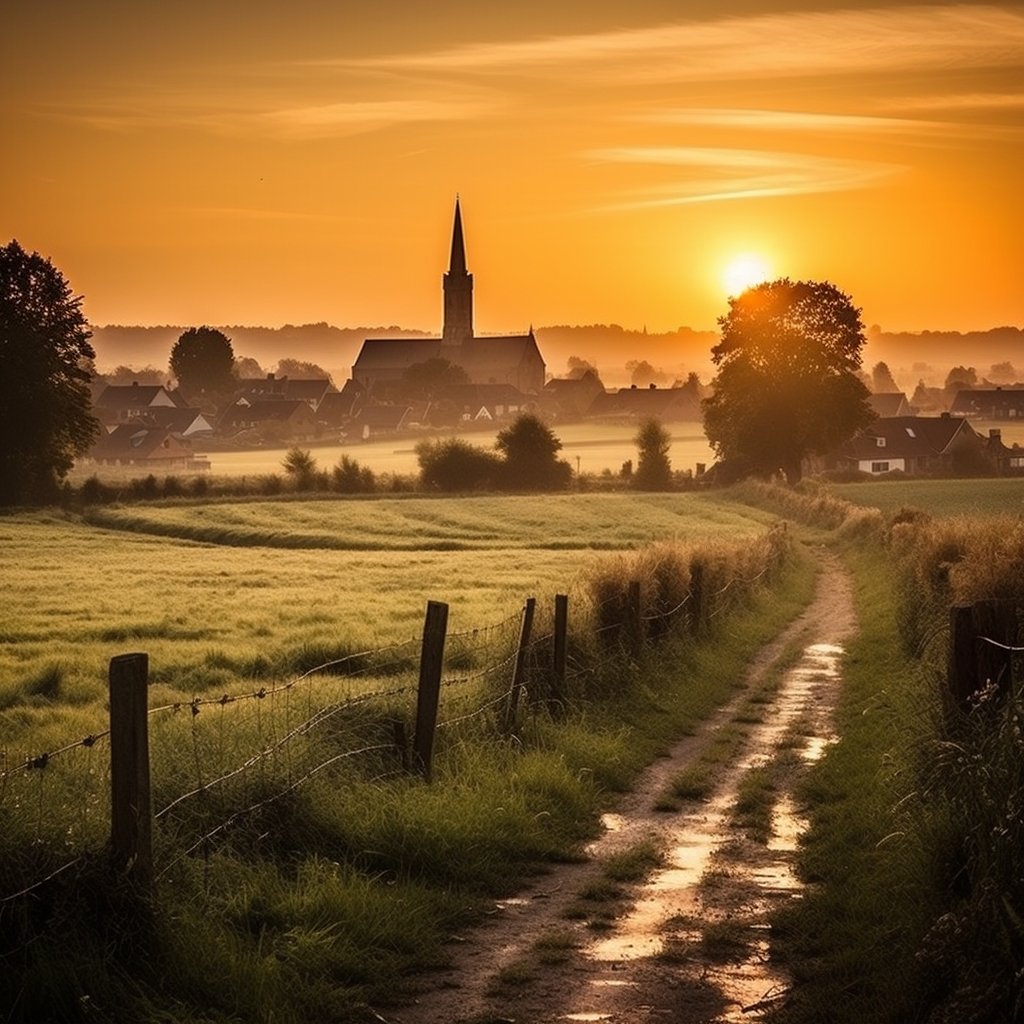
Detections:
[0, 492, 773, 738]
[830, 476, 1024, 517]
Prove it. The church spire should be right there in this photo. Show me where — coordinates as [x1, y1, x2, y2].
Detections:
[443, 196, 473, 345]
[449, 196, 467, 275]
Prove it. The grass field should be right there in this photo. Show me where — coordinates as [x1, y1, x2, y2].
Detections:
[70, 421, 716, 482]
[0, 492, 773, 749]
[829, 477, 1024, 517]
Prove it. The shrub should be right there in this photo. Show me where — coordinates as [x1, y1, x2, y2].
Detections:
[416, 438, 502, 491]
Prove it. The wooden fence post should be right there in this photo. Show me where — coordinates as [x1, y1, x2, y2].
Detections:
[413, 601, 448, 780]
[109, 653, 153, 891]
[550, 594, 568, 714]
[627, 580, 642, 659]
[947, 600, 1017, 707]
[504, 598, 536, 734]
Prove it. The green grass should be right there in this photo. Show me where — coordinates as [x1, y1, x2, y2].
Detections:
[0, 493, 815, 1024]
[830, 477, 1024, 518]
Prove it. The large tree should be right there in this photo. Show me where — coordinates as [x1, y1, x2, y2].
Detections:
[702, 279, 873, 485]
[0, 240, 99, 504]
[170, 326, 235, 404]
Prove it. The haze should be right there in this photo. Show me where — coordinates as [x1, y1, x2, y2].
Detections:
[2, 1, 1022, 334]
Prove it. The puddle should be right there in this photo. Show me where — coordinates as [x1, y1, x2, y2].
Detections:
[579, 637, 845, 1016]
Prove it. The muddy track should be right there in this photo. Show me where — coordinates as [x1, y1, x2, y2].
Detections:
[386, 550, 855, 1024]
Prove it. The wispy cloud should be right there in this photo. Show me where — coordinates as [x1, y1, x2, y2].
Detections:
[259, 97, 494, 138]
[637, 107, 1024, 141]
[880, 91, 1024, 112]
[587, 146, 903, 207]
[352, 5, 1024, 83]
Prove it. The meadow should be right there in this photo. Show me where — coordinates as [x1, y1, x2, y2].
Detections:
[0, 492, 773, 749]
[1, 489, 803, 1023]
[829, 476, 1024, 517]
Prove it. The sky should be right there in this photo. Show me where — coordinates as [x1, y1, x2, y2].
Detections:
[2, 1, 1022, 334]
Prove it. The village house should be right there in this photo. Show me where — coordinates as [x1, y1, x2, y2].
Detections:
[542, 370, 606, 419]
[88, 425, 198, 470]
[868, 392, 913, 418]
[586, 384, 703, 422]
[93, 382, 180, 429]
[234, 374, 335, 411]
[218, 399, 318, 441]
[350, 200, 546, 397]
[832, 414, 989, 476]
[949, 387, 1024, 420]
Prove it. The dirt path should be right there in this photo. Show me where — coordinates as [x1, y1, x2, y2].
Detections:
[386, 551, 856, 1024]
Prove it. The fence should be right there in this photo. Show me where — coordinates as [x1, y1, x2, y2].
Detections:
[946, 599, 1023, 709]
[1, 541, 785, 909]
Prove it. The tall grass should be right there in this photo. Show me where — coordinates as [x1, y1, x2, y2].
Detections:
[768, 512, 1024, 1024]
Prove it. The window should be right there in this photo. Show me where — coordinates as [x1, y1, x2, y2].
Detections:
[876, 436, 886, 447]
[871, 461, 890, 473]
[905, 427, 916, 438]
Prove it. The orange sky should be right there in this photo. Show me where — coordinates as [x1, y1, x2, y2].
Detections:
[2, 1, 1022, 334]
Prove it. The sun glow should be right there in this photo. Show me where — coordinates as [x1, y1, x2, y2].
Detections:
[723, 254, 771, 296]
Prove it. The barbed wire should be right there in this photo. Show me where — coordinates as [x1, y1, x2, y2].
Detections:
[154, 682, 413, 821]
[977, 636, 1024, 653]
[155, 741, 396, 881]
[0, 730, 111, 781]
[0, 854, 86, 905]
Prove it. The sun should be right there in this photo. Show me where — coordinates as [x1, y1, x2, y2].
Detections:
[722, 254, 771, 297]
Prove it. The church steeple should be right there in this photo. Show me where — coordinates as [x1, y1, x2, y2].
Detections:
[443, 197, 473, 345]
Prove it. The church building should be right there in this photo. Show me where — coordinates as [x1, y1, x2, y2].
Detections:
[351, 201, 546, 395]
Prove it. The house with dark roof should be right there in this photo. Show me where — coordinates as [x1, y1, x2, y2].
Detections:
[586, 384, 702, 422]
[348, 404, 415, 439]
[234, 374, 335, 411]
[434, 383, 533, 422]
[351, 201, 545, 397]
[868, 392, 912, 418]
[833, 415, 987, 476]
[542, 370, 606, 419]
[89, 425, 195, 469]
[136, 406, 215, 438]
[94, 383, 180, 427]
[218, 399, 318, 440]
[949, 388, 1024, 420]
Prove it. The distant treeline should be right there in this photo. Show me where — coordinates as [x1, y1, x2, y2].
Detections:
[89, 320, 1024, 388]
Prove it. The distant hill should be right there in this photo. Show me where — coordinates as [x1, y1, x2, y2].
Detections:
[89, 321, 1023, 390]
[866, 326, 1024, 385]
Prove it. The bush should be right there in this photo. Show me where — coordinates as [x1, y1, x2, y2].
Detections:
[333, 455, 376, 494]
[416, 438, 502, 491]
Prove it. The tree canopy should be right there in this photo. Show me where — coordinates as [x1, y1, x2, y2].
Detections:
[0, 240, 99, 504]
[702, 279, 873, 485]
[170, 327, 235, 403]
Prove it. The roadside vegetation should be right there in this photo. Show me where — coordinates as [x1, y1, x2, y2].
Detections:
[737, 482, 1024, 1024]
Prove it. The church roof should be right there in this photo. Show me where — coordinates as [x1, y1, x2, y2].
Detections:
[456, 335, 541, 372]
[354, 339, 442, 369]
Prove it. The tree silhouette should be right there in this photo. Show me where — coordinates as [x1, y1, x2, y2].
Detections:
[170, 327, 235, 404]
[282, 446, 317, 489]
[871, 361, 899, 393]
[0, 240, 99, 504]
[495, 413, 572, 491]
[399, 357, 469, 401]
[702, 279, 873, 485]
[633, 418, 673, 490]
[277, 358, 333, 382]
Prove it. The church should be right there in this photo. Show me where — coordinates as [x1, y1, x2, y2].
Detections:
[350, 200, 546, 396]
